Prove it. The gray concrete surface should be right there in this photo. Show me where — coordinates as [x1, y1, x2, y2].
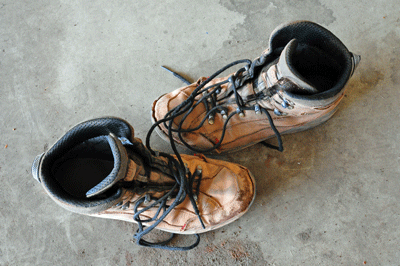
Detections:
[1, 0, 399, 265]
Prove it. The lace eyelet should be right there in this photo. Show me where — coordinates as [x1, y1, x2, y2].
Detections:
[274, 108, 282, 116]
[220, 110, 228, 120]
[208, 115, 214, 125]
[236, 107, 245, 117]
[121, 202, 130, 210]
[196, 165, 202, 174]
[144, 194, 150, 204]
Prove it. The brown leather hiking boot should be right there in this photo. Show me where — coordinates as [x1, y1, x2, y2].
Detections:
[31, 117, 255, 250]
[152, 21, 361, 154]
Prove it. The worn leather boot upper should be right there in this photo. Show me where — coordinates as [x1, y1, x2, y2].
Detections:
[152, 21, 360, 153]
[32, 117, 255, 249]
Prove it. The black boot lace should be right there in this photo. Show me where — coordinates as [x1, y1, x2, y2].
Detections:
[133, 54, 283, 250]
[120, 138, 205, 251]
[157, 55, 284, 154]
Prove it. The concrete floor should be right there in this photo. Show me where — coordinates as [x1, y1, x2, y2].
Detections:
[1, 0, 399, 265]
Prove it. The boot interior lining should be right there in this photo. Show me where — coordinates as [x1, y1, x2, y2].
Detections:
[53, 158, 114, 198]
[51, 138, 115, 199]
[291, 43, 342, 94]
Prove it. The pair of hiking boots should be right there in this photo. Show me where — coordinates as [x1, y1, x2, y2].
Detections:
[32, 21, 360, 250]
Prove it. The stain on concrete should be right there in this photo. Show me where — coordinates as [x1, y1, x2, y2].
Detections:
[125, 250, 134, 266]
[221, 0, 336, 31]
[350, 181, 364, 198]
[112, 247, 123, 265]
[322, 250, 338, 259]
[188, 0, 336, 74]
[216, 0, 335, 54]
[134, 237, 268, 265]
[78, 249, 86, 257]
[341, 65, 384, 108]
[297, 228, 312, 242]
[359, 69, 384, 89]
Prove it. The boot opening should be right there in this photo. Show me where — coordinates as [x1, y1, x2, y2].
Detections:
[291, 43, 342, 94]
[51, 137, 115, 199]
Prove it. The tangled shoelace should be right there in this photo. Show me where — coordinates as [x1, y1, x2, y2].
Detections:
[120, 139, 204, 251]
[157, 55, 284, 153]
[135, 54, 284, 250]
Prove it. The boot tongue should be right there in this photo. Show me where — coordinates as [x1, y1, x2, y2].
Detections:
[86, 134, 129, 198]
[276, 39, 319, 94]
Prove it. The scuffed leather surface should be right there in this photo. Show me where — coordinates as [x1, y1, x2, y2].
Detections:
[93, 154, 255, 234]
[37, 117, 255, 234]
[152, 73, 345, 153]
[151, 21, 355, 153]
